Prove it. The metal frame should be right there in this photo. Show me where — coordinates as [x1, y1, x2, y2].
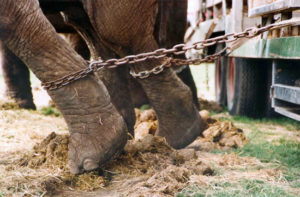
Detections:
[230, 36, 300, 59]
[249, 0, 300, 17]
[271, 60, 300, 121]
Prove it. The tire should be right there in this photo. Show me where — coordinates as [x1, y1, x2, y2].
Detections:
[215, 44, 228, 106]
[226, 57, 272, 117]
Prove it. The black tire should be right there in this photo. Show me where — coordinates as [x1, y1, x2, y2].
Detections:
[214, 44, 228, 106]
[226, 57, 272, 117]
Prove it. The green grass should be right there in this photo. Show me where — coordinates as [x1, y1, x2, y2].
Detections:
[218, 115, 300, 178]
[178, 138, 300, 196]
[236, 139, 300, 170]
[177, 179, 294, 197]
[220, 116, 300, 131]
[40, 106, 61, 117]
[212, 138, 300, 185]
[139, 104, 151, 111]
[178, 114, 300, 196]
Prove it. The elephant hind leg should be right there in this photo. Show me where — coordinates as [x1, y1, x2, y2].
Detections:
[131, 36, 204, 149]
[1, 42, 36, 109]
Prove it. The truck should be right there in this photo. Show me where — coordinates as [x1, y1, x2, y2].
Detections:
[186, 0, 300, 121]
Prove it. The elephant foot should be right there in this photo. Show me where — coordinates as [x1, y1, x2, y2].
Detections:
[15, 98, 36, 110]
[156, 106, 202, 149]
[48, 78, 128, 175]
[137, 67, 204, 149]
[67, 112, 127, 174]
[5, 91, 36, 110]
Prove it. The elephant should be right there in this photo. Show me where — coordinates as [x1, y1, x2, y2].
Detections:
[0, 0, 204, 174]
[1, 0, 200, 110]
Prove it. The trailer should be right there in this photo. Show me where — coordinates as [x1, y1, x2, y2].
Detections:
[186, 0, 300, 121]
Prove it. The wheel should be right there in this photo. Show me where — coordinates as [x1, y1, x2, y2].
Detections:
[214, 44, 228, 106]
[226, 57, 272, 117]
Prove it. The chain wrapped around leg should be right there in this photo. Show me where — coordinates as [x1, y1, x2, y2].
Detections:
[129, 58, 172, 79]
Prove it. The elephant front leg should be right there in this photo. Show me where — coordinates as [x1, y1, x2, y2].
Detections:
[61, 8, 136, 135]
[176, 66, 200, 110]
[0, 0, 127, 174]
[0, 43, 35, 109]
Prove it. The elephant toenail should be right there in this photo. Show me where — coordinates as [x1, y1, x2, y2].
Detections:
[83, 158, 99, 171]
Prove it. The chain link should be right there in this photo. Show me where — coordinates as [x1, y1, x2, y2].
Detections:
[130, 58, 172, 79]
[42, 20, 300, 90]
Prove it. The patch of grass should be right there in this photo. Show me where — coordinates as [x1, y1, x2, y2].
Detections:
[214, 138, 300, 183]
[291, 179, 300, 188]
[236, 139, 300, 169]
[139, 104, 151, 111]
[223, 116, 300, 131]
[40, 106, 61, 117]
[177, 179, 294, 197]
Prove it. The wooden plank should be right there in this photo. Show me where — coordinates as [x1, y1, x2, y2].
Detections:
[232, 0, 243, 32]
[249, 0, 300, 17]
[251, 0, 276, 8]
[206, 0, 214, 8]
[206, 0, 222, 8]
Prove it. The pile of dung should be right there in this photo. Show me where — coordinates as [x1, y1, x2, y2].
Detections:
[134, 108, 248, 151]
[102, 134, 214, 196]
[134, 108, 158, 140]
[189, 119, 249, 151]
[202, 120, 247, 148]
[19, 131, 213, 195]
[19, 132, 69, 169]
[17, 132, 108, 192]
[0, 99, 20, 110]
[198, 97, 223, 112]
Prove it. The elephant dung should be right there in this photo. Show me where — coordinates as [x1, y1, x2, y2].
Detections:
[20, 132, 69, 169]
[134, 109, 158, 139]
[192, 120, 248, 151]
[135, 121, 158, 140]
[139, 109, 156, 122]
[198, 98, 223, 112]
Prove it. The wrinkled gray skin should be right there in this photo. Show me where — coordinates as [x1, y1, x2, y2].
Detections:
[0, 0, 204, 174]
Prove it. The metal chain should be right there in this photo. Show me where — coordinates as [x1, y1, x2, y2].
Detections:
[130, 58, 172, 79]
[42, 20, 300, 90]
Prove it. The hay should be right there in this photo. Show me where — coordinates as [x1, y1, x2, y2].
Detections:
[19, 132, 69, 169]
[1, 107, 252, 196]
[0, 99, 19, 110]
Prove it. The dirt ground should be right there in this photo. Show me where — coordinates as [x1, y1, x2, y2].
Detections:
[0, 98, 299, 197]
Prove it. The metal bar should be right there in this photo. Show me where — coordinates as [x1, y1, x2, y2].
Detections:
[249, 0, 300, 17]
[274, 106, 300, 121]
[230, 36, 300, 59]
[273, 84, 300, 105]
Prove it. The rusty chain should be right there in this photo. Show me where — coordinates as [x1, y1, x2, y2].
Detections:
[130, 58, 172, 79]
[42, 20, 299, 90]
